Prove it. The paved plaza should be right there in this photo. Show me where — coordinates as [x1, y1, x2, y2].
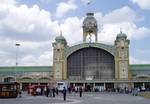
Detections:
[0, 92, 149, 104]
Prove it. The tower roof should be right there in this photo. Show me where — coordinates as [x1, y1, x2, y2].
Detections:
[83, 12, 97, 27]
[55, 35, 67, 45]
[55, 35, 66, 41]
[117, 30, 127, 39]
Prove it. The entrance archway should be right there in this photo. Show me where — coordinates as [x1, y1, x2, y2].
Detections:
[67, 47, 115, 80]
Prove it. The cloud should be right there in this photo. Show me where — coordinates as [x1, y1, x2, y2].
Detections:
[0, 1, 149, 66]
[56, 0, 77, 18]
[56, 6, 150, 45]
[21, 51, 52, 66]
[102, 6, 137, 24]
[54, 6, 150, 45]
[98, 22, 150, 43]
[0, 39, 53, 66]
[0, 0, 16, 5]
[133, 26, 150, 39]
[94, 6, 150, 43]
[60, 16, 83, 45]
[0, 3, 59, 41]
[0, 1, 57, 66]
[131, 0, 150, 10]
[130, 56, 150, 64]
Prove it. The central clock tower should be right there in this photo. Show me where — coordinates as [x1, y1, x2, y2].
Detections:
[82, 12, 98, 42]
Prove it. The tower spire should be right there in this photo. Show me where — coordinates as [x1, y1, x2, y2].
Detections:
[87, 0, 91, 5]
[60, 29, 62, 36]
[87, 0, 92, 13]
[59, 24, 62, 36]
[120, 28, 122, 34]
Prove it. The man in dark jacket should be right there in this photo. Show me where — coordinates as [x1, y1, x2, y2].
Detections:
[63, 87, 67, 101]
[52, 87, 55, 97]
[79, 86, 83, 97]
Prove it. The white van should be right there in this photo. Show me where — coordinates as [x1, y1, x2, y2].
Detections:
[57, 82, 67, 91]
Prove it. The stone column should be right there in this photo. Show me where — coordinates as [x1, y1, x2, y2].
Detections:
[20, 83, 22, 90]
[143, 82, 145, 88]
[133, 83, 135, 88]
[73, 83, 75, 87]
[104, 83, 106, 91]
[83, 83, 85, 89]
[93, 83, 95, 91]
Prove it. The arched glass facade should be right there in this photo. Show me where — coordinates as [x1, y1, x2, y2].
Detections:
[67, 47, 115, 80]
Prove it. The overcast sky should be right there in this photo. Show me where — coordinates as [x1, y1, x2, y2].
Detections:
[0, 0, 150, 66]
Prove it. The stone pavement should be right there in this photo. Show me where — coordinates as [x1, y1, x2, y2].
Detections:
[0, 92, 149, 104]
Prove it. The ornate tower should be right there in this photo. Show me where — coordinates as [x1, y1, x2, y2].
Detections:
[52, 35, 67, 80]
[82, 12, 98, 42]
[115, 31, 130, 80]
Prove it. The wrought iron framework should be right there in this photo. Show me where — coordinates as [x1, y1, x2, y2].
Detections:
[67, 47, 115, 80]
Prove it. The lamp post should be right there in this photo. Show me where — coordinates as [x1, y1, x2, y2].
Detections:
[15, 43, 20, 82]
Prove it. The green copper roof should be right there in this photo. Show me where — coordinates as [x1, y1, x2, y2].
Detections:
[130, 64, 150, 70]
[55, 35, 66, 40]
[117, 31, 127, 39]
[0, 66, 52, 72]
[55, 35, 67, 45]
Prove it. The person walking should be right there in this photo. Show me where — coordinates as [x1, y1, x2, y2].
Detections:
[46, 87, 49, 97]
[68, 87, 71, 94]
[63, 87, 67, 101]
[72, 86, 75, 96]
[79, 86, 83, 97]
[41, 87, 43, 95]
[52, 87, 55, 97]
[56, 87, 59, 95]
[19, 90, 22, 98]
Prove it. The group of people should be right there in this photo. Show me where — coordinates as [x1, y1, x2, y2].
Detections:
[36, 87, 67, 100]
[44, 87, 59, 97]
[68, 86, 83, 97]
[34, 86, 59, 97]
[63, 86, 83, 100]
[32, 86, 83, 101]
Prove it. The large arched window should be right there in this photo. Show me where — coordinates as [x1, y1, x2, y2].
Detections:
[67, 47, 115, 80]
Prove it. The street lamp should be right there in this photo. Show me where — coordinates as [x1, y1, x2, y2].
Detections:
[15, 43, 20, 82]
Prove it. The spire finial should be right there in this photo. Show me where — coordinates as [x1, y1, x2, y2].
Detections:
[60, 29, 62, 36]
[120, 28, 122, 34]
[86, 0, 92, 13]
[87, 0, 91, 5]
[58, 24, 62, 36]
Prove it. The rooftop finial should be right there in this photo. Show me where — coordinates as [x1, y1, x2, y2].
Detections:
[60, 29, 62, 36]
[59, 24, 62, 36]
[120, 28, 122, 34]
[86, 0, 92, 13]
[87, 0, 91, 5]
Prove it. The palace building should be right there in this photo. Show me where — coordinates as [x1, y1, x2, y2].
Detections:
[0, 12, 150, 91]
